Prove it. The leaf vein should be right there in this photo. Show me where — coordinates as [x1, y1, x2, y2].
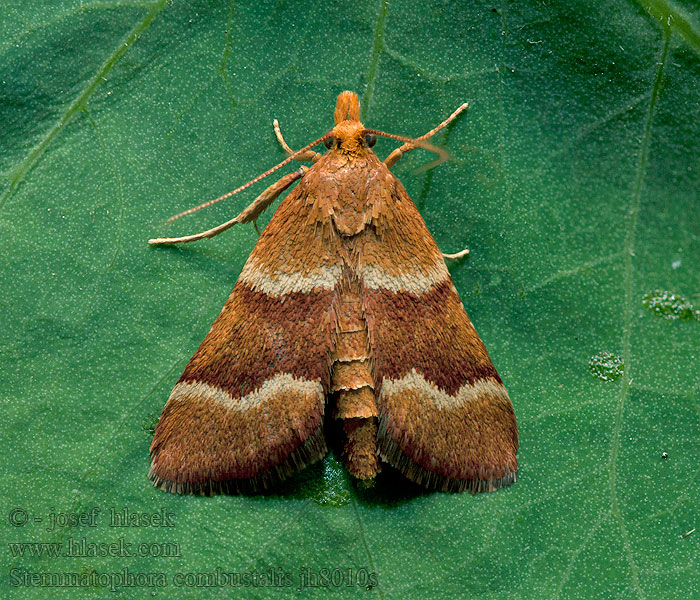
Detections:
[607, 27, 670, 600]
[0, 0, 169, 211]
[362, 0, 389, 121]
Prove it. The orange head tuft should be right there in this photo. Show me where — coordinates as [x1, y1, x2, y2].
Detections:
[334, 91, 361, 124]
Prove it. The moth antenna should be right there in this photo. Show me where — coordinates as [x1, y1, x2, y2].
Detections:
[364, 129, 450, 167]
[165, 133, 332, 223]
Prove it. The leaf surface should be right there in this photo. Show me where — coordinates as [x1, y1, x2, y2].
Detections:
[2, 1, 699, 598]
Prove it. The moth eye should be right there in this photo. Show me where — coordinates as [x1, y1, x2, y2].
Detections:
[324, 137, 335, 149]
[364, 133, 377, 147]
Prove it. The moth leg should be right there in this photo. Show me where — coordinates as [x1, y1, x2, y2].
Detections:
[149, 167, 307, 245]
[273, 119, 322, 162]
[383, 144, 414, 169]
[442, 247, 470, 260]
[384, 101, 469, 169]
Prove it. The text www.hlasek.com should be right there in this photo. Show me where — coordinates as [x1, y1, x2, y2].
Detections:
[8, 538, 180, 558]
[9, 567, 379, 592]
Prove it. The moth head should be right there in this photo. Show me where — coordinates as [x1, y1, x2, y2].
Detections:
[322, 91, 377, 156]
[324, 121, 379, 155]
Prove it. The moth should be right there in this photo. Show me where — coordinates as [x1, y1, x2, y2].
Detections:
[148, 91, 518, 494]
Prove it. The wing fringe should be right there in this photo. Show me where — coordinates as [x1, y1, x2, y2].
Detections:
[377, 416, 518, 493]
[149, 425, 327, 495]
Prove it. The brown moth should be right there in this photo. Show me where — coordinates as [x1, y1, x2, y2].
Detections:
[148, 91, 518, 494]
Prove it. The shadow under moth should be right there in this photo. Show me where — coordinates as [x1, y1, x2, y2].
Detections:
[148, 91, 518, 495]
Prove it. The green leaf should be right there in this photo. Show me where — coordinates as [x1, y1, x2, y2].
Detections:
[2, 1, 699, 598]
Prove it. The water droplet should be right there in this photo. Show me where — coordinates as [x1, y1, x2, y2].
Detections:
[671, 259, 681, 269]
[642, 290, 699, 321]
[589, 351, 624, 382]
[141, 414, 160, 436]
